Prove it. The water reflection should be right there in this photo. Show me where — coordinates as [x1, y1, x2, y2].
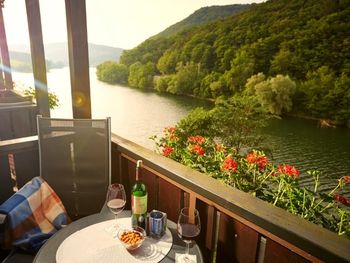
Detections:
[263, 116, 350, 188]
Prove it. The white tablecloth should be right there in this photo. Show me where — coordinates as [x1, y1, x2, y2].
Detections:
[56, 218, 173, 263]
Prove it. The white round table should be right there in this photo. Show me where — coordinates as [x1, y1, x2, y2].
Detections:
[34, 211, 203, 263]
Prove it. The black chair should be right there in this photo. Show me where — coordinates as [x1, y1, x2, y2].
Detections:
[37, 116, 112, 218]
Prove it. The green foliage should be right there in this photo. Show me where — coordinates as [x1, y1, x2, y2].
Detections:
[128, 62, 156, 89]
[247, 74, 296, 115]
[197, 72, 221, 98]
[177, 107, 215, 138]
[173, 62, 203, 95]
[269, 47, 302, 78]
[227, 49, 255, 92]
[102, 0, 350, 123]
[10, 51, 64, 73]
[154, 4, 250, 38]
[177, 95, 268, 152]
[211, 96, 269, 151]
[154, 75, 174, 93]
[245, 72, 266, 95]
[157, 50, 179, 74]
[152, 128, 350, 238]
[24, 87, 59, 110]
[11, 60, 32, 73]
[96, 61, 128, 84]
[120, 38, 173, 66]
[298, 67, 350, 125]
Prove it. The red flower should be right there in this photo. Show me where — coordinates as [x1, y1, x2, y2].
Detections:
[168, 133, 179, 141]
[164, 127, 176, 133]
[277, 165, 300, 178]
[246, 152, 268, 171]
[334, 194, 350, 205]
[340, 176, 350, 184]
[222, 156, 238, 172]
[191, 145, 205, 156]
[188, 136, 206, 145]
[162, 146, 173, 157]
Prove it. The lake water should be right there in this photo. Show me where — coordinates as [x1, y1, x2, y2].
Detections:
[12, 67, 350, 187]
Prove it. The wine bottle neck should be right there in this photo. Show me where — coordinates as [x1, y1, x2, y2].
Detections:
[136, 167, 141, 181]
[136, 160, 143, 181]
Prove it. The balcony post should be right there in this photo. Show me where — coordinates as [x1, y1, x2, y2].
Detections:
[0, 2, 13, 90]
[25, 0, 50, 117]
[65, 0, 91, 119]
[0, 57, 4, 90]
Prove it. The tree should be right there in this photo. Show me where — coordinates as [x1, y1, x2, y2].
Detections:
[154, 75, 173, 93]
[251, 74, 296, 115]
[96, 61, 128, 84]
[333, 73, 350, 126]
[299, 66, 336, 117]
[211, 95, 268, 152]
[196, 72, 220, 98]
[229, 49, 255, 91]
[170, 62, 202, 95]
[157, 50, 178, 74]
[24, 87, 59, 110]
[128, 62, 156, 89]
[269, 47, 304, 79]
[245, 72, 266, 96]
[177, 95, 268, 152]
[300, 67, 350, 125]
[177, 107, 215, 138]
[191, 43, 215, 70]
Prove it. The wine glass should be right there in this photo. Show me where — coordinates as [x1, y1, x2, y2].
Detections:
[177, 207, 201, 263]
[106, 183, 126, 235]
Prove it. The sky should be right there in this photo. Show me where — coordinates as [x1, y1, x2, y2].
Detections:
[3, 0, 264, 50]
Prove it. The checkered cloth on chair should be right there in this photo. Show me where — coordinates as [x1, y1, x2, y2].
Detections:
[0, 176, 69, 252]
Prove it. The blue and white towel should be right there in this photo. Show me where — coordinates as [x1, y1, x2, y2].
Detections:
[0, 176, 69, 252]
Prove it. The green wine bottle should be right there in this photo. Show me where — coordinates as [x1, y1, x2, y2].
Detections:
[131, 160, 147, 229]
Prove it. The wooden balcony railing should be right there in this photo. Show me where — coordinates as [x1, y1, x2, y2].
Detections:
[1, 135, 349, 263]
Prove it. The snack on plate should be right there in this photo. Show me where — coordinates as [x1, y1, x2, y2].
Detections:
[120, 230, 143, 245]
[117, 226, 146, 250]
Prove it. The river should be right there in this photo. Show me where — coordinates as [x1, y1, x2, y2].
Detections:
[12, 67, 350, 187]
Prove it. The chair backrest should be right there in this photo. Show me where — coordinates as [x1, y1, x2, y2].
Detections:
[37, 116, 111, 218]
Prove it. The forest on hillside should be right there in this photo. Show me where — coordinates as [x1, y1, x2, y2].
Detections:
[154, 4, 249, 38]
[97, 0, 350, 126]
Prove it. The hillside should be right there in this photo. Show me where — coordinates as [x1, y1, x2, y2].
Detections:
[44, 43, 123, 66]
[9, 43, 123, 70]
[154, 4, 250, 38]
[9, 51, 32, 72]
[9, 51, 64, 73]
[112, 0, 350, 126]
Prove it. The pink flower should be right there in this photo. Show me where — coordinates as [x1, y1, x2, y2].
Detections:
[277, 165, 300, 178]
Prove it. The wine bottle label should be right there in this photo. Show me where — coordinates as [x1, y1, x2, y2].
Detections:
[132, 194, 147, 214]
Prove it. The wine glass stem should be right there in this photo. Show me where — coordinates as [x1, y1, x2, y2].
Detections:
[185, 241, 190, 255]
[115, 214, 118, 227]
